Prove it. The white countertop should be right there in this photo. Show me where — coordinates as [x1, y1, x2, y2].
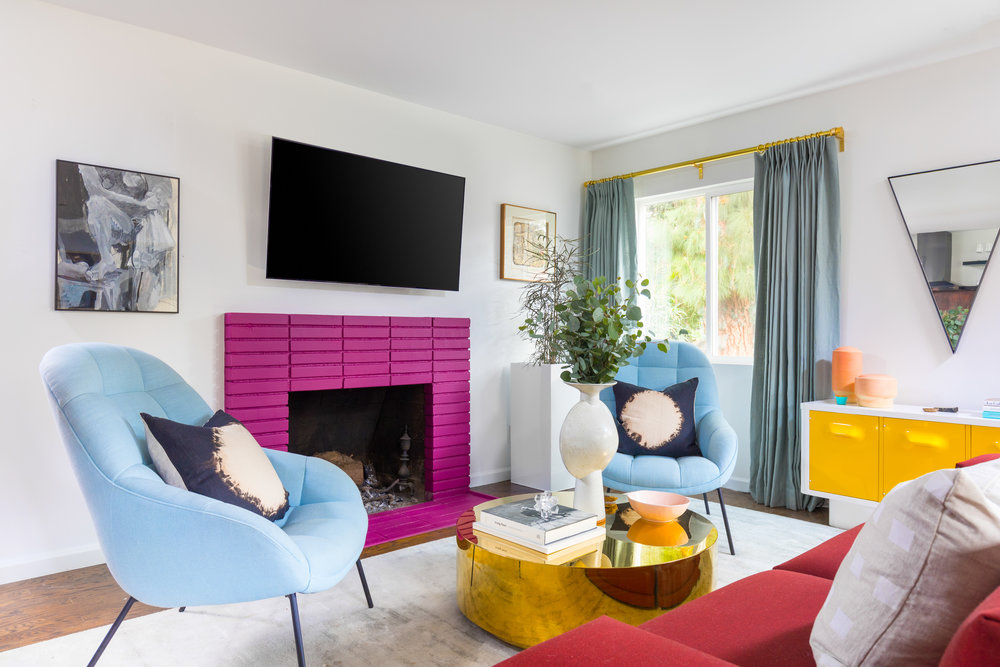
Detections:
[801, 399, 1000, 427]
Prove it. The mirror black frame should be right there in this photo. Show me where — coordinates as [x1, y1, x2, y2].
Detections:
[889, 159, 1000, 353]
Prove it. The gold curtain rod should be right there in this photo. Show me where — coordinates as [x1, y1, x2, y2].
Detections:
[583, 126, 845, 187]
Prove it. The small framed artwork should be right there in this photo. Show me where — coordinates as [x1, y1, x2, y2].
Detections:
[500, 203, 556, 281]
[55, 160, 179, 312]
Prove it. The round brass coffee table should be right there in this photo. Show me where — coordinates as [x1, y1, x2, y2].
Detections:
[456, 491, 717, 648]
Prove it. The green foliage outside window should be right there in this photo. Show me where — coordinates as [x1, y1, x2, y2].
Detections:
[641, 190, 755, 356]
[716, 192, 756, 356]
[643, 196, 707, 343]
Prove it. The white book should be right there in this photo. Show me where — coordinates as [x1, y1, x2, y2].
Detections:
[471, 522, 607, 554]
[478, 498, 598, 544]
[472, 530, 606, 565]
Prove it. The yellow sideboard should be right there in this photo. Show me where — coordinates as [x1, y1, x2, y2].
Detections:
[801, 400, 1000, 526]
[808, 411, 880, 501]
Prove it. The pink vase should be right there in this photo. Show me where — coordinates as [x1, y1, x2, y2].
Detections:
[832, 347, 863, 404]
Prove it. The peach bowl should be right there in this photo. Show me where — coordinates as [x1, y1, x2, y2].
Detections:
[625, 490, 690, 523]
[855, 373, 898, 408]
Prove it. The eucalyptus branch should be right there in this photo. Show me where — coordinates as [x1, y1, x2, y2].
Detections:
[514, 236, 665, 381]
[555, 275, 668, 384]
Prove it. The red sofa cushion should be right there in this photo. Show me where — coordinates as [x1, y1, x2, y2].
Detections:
[640, 570, 831, 667]
[957, 453, 1000, 468]
[495, 615, 736, 666]
[773, 523, 862, 580]
[940, 586, 1000, 666]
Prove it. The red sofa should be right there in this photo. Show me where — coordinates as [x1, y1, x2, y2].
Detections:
[498, 456, 1000, 666]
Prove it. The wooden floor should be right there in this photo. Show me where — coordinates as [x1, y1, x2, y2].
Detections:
[0, 482, 825, 653]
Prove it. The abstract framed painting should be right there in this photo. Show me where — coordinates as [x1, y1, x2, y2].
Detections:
[55, 160, 179, 312]
[500, 203, 556, 281]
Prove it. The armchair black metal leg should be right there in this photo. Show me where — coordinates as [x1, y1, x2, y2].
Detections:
[287, 594, 306, 667]
[87, 595, 136, 667]
[717, 488, 735, 555]
[702, 493, 711, 514]
[356, 559, 374, 609]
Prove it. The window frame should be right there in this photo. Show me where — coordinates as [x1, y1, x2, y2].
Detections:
[636, 178, 755, 365]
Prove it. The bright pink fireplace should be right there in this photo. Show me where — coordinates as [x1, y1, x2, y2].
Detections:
[223, 312, 493, 547]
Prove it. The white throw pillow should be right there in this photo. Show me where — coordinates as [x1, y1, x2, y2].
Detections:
[810, 459, 1000, 666]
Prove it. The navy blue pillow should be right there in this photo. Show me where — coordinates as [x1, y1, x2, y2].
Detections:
[613, 378, 701, 458]
[141, 410, 290, 521]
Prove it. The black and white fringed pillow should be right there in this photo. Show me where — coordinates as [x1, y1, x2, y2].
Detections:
[613, 378, 702, 458]
[141, 410, 290, 521]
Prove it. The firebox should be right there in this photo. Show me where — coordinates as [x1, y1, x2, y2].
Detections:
[287, 385, 426, 512]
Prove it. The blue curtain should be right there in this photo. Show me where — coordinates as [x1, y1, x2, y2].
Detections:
[750, 136, 840, 511]
[582, 179, 638, 283]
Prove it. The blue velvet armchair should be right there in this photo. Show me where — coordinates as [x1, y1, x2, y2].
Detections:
[39, 343, 372, 666]
[601, 341, 739, 554]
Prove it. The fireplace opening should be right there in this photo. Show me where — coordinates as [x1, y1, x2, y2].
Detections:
[287, 385, 426, 513]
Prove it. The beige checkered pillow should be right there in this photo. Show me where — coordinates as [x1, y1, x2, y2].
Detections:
[810, 459, 1000, 666]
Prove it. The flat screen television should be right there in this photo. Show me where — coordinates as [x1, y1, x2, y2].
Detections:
[266, 137, 466, 291]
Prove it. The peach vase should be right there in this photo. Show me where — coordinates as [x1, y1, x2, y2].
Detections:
[855, 374, 898, 408]
[832, 346, 863, 403]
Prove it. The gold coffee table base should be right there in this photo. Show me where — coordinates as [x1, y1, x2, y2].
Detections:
[456, 493, 717, 648]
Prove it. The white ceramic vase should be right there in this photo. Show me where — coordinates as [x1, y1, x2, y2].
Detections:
[558, 381, 618, 518]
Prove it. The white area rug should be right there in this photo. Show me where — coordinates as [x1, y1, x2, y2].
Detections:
[1, 503, 840, 666]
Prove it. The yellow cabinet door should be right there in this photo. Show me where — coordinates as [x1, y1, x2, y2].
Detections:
[971, 425, 1000, 457]
[809, 412, 879, 501]
[882, 418, 966, 497]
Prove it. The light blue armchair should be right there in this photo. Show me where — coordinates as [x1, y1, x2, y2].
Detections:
[601, 341, 738, 554]
[39, 343, 371, 666]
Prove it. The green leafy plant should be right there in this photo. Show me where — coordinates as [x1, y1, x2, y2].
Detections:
[516, 236, 584, 365]
[554, 275, 668, 384]
[659, 293, 694, 342]
[940, 306, 969, 350]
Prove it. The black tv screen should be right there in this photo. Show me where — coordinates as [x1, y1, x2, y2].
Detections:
[266, 137, 466, 291]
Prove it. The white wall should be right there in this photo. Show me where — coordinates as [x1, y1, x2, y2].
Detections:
[950, 229, 994, 287]
[713, 363, 753, 491]
[0, 0, 590, 583]
[593, 45, 1000, 491]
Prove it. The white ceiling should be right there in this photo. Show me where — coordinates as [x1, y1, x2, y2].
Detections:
[42, 0, 1000, 149]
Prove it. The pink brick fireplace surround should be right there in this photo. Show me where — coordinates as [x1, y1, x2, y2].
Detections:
[223, 312, 493, 547]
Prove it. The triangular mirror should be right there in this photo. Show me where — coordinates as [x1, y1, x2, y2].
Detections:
[889, 159, 1000, 353]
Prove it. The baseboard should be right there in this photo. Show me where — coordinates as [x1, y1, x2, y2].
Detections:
[470, 467, 511, 488]
[0, 544, 105, 585]
[725, 476, 750, 493]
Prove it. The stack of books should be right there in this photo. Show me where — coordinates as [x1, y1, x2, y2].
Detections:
[472, 498, 605, 565]
[984, 398, 1000, 419]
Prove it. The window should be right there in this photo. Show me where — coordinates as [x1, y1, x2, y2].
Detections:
[636, 181, 755, 361]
